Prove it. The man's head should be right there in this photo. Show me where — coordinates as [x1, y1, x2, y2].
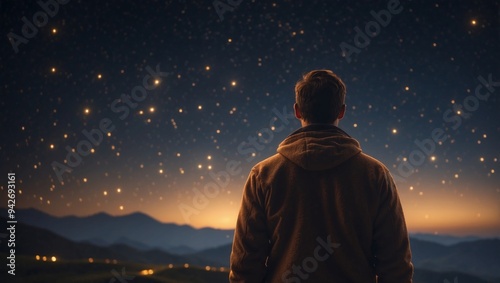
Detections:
[294, 70, 346, 126]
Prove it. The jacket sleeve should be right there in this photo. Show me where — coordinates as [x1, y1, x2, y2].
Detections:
[373, 169, 414, 283]
[229, 168, 270, 283]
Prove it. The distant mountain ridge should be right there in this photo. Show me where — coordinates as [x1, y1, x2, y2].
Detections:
[410, 232, 485, 246]
[1, 208, 233, 253]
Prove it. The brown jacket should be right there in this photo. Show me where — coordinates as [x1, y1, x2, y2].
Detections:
[230, 124, 413, 283]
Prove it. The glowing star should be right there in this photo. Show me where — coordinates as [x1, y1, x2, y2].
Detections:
[97, 74, 102, 79]
[51, 67, 56, 73]
[198, 105, 203, 110]
[430, 156, 436, 161]
[50, 144, 55, 149]
[404, 86, 410, 91]
[154, 79, 160, 85]
[149, 107, 155, 113]
[178, 108, 183, 113]
[205, 66, 211, 71]
[392, 128, 398, 134]
[116, 188, 121, 193]
[231, 81, 237, 86]
[119, 205, 124, 210]
[479, 157, 484, 162]
[471, 19, 477, 26]
[52, 28, 57, 34]
[159, 169, 164, 174]
[103, 191, 108, 196]
[84, 108, 90, 115]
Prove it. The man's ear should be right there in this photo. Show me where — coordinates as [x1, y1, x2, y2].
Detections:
[294, 103, 302, 119]
[337, 104, 346, 120]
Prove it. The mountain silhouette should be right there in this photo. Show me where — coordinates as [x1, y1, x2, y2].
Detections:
[2, 208, 233, 252]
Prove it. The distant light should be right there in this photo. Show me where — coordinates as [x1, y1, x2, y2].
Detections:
[231, 81, 237, 86]
[97, 74, 102, 79]
[205, 266, 211, 271]
[51, 67, 56, 73]
[84, 108, 90, 115]
[42, 256, 47, 262]
[103, 191, 108, 196]
[404, 86, 410, 91]
[168, 264, 173, 268]
[149, 107, 155, 113]
[228, 38, 232, 43]
[198, 105, 203, 110]
[50, 144, 55, 149]
[198, 164, 202, 169]
[35, 255, 40, 260]
[119, 205, 124, 210]
[353, 123, 358, 128]
[184, 263, 189, 268]
[409, 186, 414, 191]
[154, 79, 160, 85]
[159, 169, 164, 174]
[392, 128, 398, 134]
[83, 178, 88, 183]
[430, 156, 436, 161]
[179, 108, 183, 113]
[207, 155, 212, 160]
[471, 19, 477, 25]
[480, 157, 484, 162]
[205, 66, 211, 71]
[52, 28, 57, 34]
[88, 258, 94, 263]
[116, 188, 121, 193]
[454, 174, 459, 179]
[139, 110, 144, 115]
[51, 256, 57, 262]
[179, 168, 185, 174]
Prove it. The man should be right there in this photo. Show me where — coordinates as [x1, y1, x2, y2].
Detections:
[229, 70, 413, 282]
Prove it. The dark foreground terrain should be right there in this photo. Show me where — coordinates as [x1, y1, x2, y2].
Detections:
[1, 254, 496, 283]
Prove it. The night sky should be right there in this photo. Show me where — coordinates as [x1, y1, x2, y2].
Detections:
[1, 0, 499, 236]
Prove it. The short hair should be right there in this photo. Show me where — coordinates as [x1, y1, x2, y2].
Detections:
[295, 70, 346, 124]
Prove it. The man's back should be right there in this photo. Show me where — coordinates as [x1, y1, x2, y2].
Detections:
[230, 125, 413, 282]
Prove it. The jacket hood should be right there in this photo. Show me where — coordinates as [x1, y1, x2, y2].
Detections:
[277, 124, 362, 171]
